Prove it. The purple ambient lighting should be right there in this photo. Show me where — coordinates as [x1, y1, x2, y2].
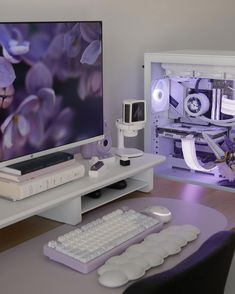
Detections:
[181, 184, 205, 203]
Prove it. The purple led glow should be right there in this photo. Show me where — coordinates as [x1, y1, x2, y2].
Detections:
[181, 184, 205, 203]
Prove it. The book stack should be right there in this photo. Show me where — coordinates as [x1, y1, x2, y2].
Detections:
[0, 152, 85, 201]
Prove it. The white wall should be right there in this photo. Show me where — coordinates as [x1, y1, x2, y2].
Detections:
[1, 0, 235, 148]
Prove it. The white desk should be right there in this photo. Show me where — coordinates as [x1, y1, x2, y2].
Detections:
[0, 197, 227, 294]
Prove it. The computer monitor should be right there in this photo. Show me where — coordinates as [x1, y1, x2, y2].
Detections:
[0, 21, 103, 168]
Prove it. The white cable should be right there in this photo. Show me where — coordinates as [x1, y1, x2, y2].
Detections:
[181, 136, 216, 172]
[221, 96, 235, 105]
[211, 89, 216, 120]
[221, 95, 235, 116]
[220, 108, 235, 116]
[215, 89, 221, 120]
[199, 96, 235, 125]
[198, 116, 235, 127]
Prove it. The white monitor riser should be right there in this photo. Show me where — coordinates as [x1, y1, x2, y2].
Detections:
[0, 151, 165, 228]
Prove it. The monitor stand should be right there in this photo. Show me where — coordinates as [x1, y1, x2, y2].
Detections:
[0, 152, 74, 176]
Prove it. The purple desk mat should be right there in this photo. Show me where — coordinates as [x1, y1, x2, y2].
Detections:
[0, 197, 227, 294]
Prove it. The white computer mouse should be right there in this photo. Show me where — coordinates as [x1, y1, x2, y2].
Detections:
[144, 206, 172, 223]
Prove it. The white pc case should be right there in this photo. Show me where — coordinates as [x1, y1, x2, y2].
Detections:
[144, 51, 235, 191]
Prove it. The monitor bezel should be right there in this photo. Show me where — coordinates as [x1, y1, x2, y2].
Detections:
[0, 20, 104, 168]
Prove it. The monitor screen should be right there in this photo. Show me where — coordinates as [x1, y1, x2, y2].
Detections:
[0, 21, 103, 167]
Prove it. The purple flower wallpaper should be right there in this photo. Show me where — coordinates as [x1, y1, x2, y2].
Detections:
[0, 21, 103, 161]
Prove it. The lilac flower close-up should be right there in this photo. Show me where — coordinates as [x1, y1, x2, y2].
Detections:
[25, 34, 50, 64]
[0, 85, 15, 109]
[80, 22, 101, 43]
[0, 21, 103, 161]
[1, 86, 56, 151]
[80, 40, 101, 65]
[0, 56, 16, 87]
[0, 24, 30, 63]
[78, 70, 102, 100]
[25, 61, 53, 94]
[43, 107, 75, 147]
[64, 23, 82, 58]
[0, 57, 16, 109]
[1, 97, 32, 149]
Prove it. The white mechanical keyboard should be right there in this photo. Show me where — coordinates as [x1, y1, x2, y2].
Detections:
[43, 208, 163, 273]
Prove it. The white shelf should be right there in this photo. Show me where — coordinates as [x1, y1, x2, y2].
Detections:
[82, 178, 148, 213]
[0, 153, 165, 228]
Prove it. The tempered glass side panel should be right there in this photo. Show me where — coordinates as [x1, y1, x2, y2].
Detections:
[145, 54, 235, 191]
